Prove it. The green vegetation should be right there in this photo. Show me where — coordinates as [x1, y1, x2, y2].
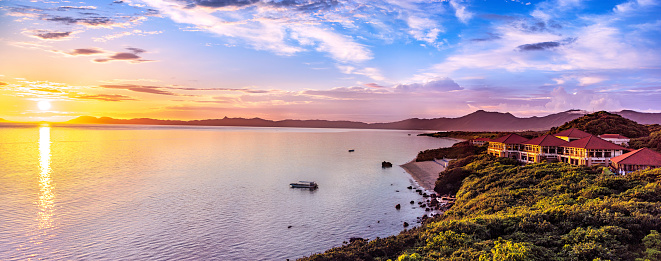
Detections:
[647, 124, 661, 133]
[630, 130, 661, 152]
[548, 111, 650, 138]
[300, 156, 661, 261]
[415, 141, 487, 162]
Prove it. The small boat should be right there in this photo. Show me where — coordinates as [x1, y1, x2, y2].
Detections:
[290, 181, 318, 189]
[348, 149, 355, 152]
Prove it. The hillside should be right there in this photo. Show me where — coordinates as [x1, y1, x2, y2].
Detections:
[630, 130, 661, 152]
[368, 110, 587, 131]
[301, 156, 661, 261]
[549, 111, 650, 138]
[615, 110, 661, 125]
[66, 110, 661, 131]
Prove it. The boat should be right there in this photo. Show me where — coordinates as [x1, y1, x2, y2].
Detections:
[348, 149, 355, 152]
[290, 181, 318, 189]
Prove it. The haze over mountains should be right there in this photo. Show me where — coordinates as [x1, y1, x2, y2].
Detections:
[61, 110, 661, 131]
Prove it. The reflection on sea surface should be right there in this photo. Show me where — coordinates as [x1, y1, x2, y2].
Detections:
[37, 126, 54, 230]
[0, 125, 456, 260]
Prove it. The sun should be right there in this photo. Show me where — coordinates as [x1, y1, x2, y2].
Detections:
[38, 100, 52, 111]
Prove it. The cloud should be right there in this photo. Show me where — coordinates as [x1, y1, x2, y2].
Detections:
[394, 77, 462, 93]
[72, 94, 136, 101]
[363, 83, 384, 88]
[99, 84, 178, 95]
[517, 37, 575, 51]
[0, 82, 7, 86]
[302, 86, 389, 100]
[67, 48, 105, 55]
[126, 47, 146, 54]
[545, 86, 622, 112]
[614, 0, 657, 14]
[32, 88, 62, 93]
[56, 6, 97, 11]
[93, 30, 162, 42]
[405, 16, 443, 44]
[46, 16, 112, 26]
[138, 0, 456, 64]
[578, 76, 606, 86]
[336, 65, 384, 81]
[184, 0, 259, 8]
[450, 0, 473, 23]
[93, 48, 153, 63]
[3, 3, 149, 29]
[29, 30, 73, 40]
[427, 7, 660, 76]
[517, 41, 561, 51]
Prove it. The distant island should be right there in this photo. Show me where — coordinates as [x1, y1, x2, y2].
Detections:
[64, 109, 661, 132]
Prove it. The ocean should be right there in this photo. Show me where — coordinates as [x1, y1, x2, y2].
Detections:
[0, 123, 455, 260]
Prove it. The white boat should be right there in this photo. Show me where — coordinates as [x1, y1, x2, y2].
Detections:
[290, 181, 318, 189]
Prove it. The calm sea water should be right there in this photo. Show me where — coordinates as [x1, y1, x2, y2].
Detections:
[0, 123, 454, 260]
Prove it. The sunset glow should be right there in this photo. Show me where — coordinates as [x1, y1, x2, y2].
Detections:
[1, 0, 661, 122]
[38, 101, 51, 111]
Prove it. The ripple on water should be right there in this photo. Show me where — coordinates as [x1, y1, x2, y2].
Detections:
[0, 126, 455, 260]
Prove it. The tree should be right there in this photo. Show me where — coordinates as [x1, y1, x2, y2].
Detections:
[548, 111, 649, 138]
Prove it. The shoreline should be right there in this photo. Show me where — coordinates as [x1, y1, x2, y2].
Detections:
[400, 160, 446, 191]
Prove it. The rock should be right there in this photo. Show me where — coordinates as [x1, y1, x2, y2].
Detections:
[349, 237, 366, 243]
[403, 222, 409, 227]
[395, 204, 401, 210]
[407, 186, 413, 189]
[288, 225, 292, 228]
[395, 190, 399, 192]
[410, 200, 415, 204]
[382, 161, 393, 168]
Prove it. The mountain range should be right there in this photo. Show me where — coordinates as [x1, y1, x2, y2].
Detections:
[63, 110, 661, 131]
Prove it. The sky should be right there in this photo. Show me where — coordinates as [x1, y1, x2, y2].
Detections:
[1, 0, 660, 122]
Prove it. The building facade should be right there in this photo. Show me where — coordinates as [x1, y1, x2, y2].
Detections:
[611, 148, 661, 173]
[599, 134, 630, 146]
[488, 133, 529, 159]
[489, 128, 628, 167]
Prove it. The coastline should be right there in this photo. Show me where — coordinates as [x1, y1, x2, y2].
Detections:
[400, 160, 446, 191]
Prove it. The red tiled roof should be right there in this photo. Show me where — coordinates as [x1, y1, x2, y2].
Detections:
[611, 148, 661, 166]
[599, 134, 630, 139]
[553, 128, 592, 139]
[490, 133, 529, 144]
[523, 135, 569, 146]
[565, 135, 628, 150]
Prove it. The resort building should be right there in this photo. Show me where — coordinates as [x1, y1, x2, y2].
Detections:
[554, 128, 592, 142]
[488, 128, 629, 167]
[488, 133, 529, 159]
[469, 137, 491, 146]
[599, 134, 630, 146]
[520, 135, 568, 163]
[559, 135, 627, 166]
[611, 148, 661, 174]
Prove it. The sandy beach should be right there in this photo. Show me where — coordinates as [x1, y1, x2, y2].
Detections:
[400, 160, 446, 191]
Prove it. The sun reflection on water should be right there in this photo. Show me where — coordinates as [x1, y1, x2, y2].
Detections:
[38, 126, 54, 230]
